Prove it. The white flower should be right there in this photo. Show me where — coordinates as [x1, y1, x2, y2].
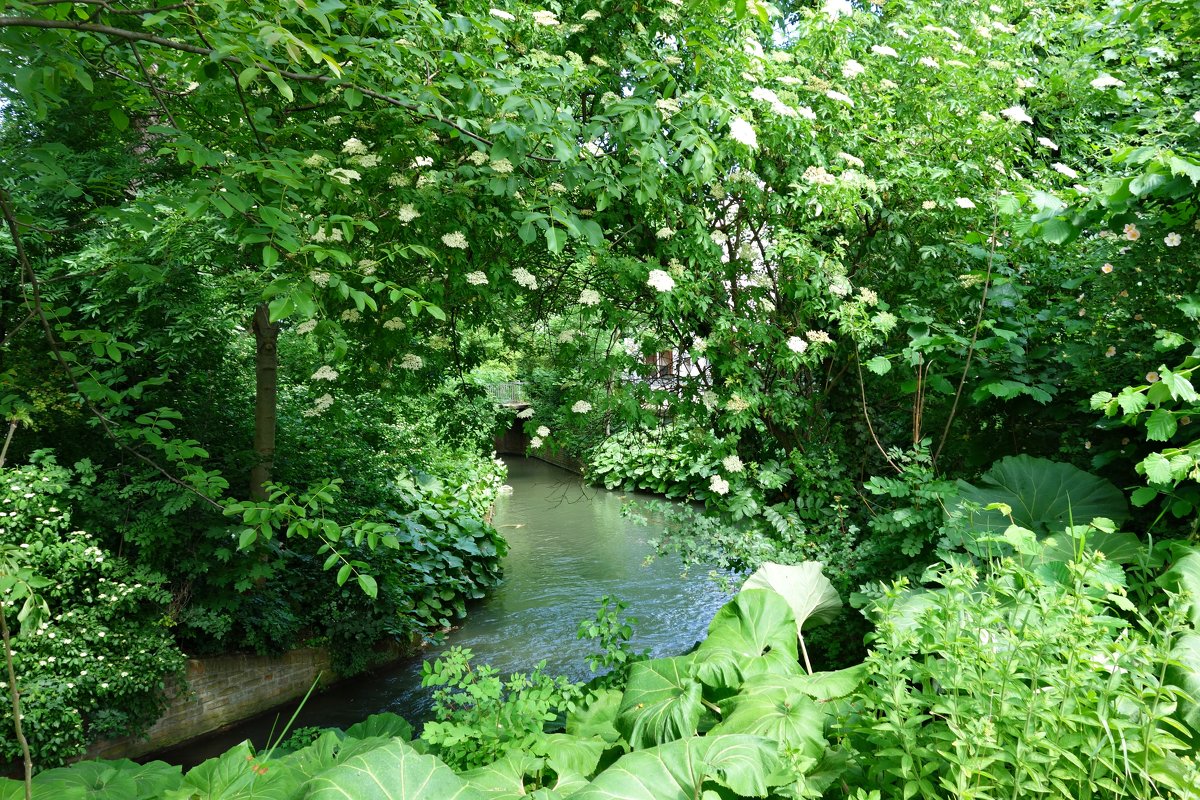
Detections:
[750, 86, 779, 104]
[397, 204, 421, 223]
[383, 317, 406, 330]
[309, 271, 332, 287]
[842, 59, 865, 79]
[387, 173, 410, 187]
[536, 425, 550, 437]
[837, 151, 864, 169]
[999, 105, 1032, 124]
[796, 106, 817, 120]
[709, 475, 730, 495]
[1090, 73, 1125, 90]
[530, 436, 543, 448]
[922, 200, 937, 210]
[411, 156, 434, 168]
[591, 55, 609, 68]
[328, 168, 361, 184]
[786, 335, 808, 353]
[1194, 110, 1200, 125]
[295, 319, 318, 335]
[806, 330, 833, 344]
[513, 267, 538, 289]
[656, 227, 675, 239]
[1166, 232, 1183, 247]
[647, 269, 676, 292]
[341, 137, 369, 155]
[1051, 162, 1079, 179]
[729, 118, 758, 149]
[302, 393, 334, 418]
[355, 153, 380, 168]
[399, 354, 423, 370]
[582, 9, 601, 20]
[311, 366, 339, 381]
[954, 197, 976, 209]
[829, 276, 852, 296]
[441, 231, 469, 249]
[579, 288, 601, 306]
[655, 97, 681, 117]
[1037, 136, 1059, 150]
[466, 271, 489, 285]
[571, 400, 592, 413]
[468, 151, 490, 165]
[826, 90, 854, 105]
[516, 407, 535, 419]
[822, 0, 852, 19]
[340, 308, 360, 322]
[304, 153, 329, 168]
[919, 56, 940, 69]
[722, 454, 744, 473]
[880, 79, 898, 90]
[532, 9, 559, 25]
[490, 158, 514, 174]
[871, 44, 898, 58]
[489, 8, 514, 20]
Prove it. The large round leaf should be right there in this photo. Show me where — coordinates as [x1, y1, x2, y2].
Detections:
[1160, 546, 1200, 629]
[616, 655, 704, 750]
[953, 455, 1129, 534]
[708, 674, 827, 760]
[31, 759, 181, 800]
[567, 688, 624, 744]
[694, 589, 800, 690]
[306, 739, 484, 800]
[741, 562, 843, 634]
[169, 741, 303, 800]
[569, 734, 782, 800]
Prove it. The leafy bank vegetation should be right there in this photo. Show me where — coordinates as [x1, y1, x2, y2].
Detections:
[2, 0, 1200, 795]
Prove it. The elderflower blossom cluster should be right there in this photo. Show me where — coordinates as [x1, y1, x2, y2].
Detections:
[728, 118, 758, 149]
[530, 436, 543, 448]
[582, 9, 601, 20]
[311, 366, 339, 381]
[513, 267, 538, 289]
[807, 330, 833, 344]
[1000, 105, 1032, 124]
[726, 394, 750, 413]
[787, 335, 808, 353]
[399, 354, 423, 370]
[722, 454, 744, 472]
[1090, 73, 1125, 89]
[302, 393, 334, 418]
[341, 137, 369, 155]
[859, 287, 879, 305]
[516, 407, 535, 419]
[397, 204, 421, 223]
[411, 156, 434, 169]
[490, 158, 515, 174]
[532, 9, 559, 25]
[656, 227, 675, 239]
[709, 475, 730, 495]
[647, 269, 676, 292]
[656, 98, 682, 117]
[383, 317, 406, 330]
[309, 271, 332, 287]
[442, 232, 469, 249]
[489, 8, 514, 20]
[468, 151, 490, 165]
[295, 319, 318, 335]
[826, 90, 853, 105]
[466, 271, 489, 285]
[571, 400, 593, 413]
[955, 197, 977, 209]
[1052, 163, 1079, 179]
[871, 44, 898, 57]
[842, 59, 865, 79]
[536, 425, 551, 437]
[341, 309, 360, 322]
[579, 288, 601, 306]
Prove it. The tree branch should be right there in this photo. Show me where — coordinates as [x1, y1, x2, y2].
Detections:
[0, 15, 559, 162]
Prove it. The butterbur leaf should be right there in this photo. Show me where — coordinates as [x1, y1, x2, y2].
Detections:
[741, 562, 842, 633]
[567, 689, 623, 744]
[708, 674, 827, 760]
[344, 712, 413, 742]
[953, 455, 1128, 533]
[570, 735, 782, 800]
[695, 590, 800, 690]
[306, 739, 484, 800]
[616, 655, 703, 749]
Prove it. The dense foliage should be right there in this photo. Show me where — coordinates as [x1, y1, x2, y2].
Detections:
[2, 0, 1200, 790]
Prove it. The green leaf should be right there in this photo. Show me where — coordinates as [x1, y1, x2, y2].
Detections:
[1146, 408, 1178, 442]
[357, 573, 378, 598]
[570, 735, 782, 800]
[343, 713, 413, 742]
[546, 226, 566, 253]
[262, 245, 279, 267]
[865, 356, 891, 375]
[34, 759, 181, 800]
[567, 688, 623, 744]
[344, 86, 364, 109]
[616, 655, 703, 749]
[741, 562, 843, 634]
[708, 674, 827, 759]
[306, 739, 484, 800]
[238, 528, 257, 550]
[694, 589, 800, 689]
[1142, 452, 1175, 485]
[1040, 217, 1074, 244]
[173, 741, 302, 799]
[953, 455, 1129, 533]
[1160, 548, 1200, 630]
[336, 563, 352, 585]
[1167, 632, 1200, 745]
[1130, 486, 1159, 508]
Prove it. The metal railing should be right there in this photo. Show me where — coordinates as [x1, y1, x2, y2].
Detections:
[486, 381, 529, 405]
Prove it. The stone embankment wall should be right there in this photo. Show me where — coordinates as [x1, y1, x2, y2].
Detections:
[495, 419, 584, 475]
[85, 647, 336, 760]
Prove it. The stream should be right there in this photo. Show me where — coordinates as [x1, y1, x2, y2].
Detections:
[158, 456, 727, 767]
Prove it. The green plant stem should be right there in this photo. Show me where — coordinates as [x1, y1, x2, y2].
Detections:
[0, 603, 33, 800]
[0, 421, 16, 469]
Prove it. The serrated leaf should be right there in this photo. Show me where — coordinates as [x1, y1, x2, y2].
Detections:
[1141, 452, 1174, 485]
[1146, 408, 1178, 442]
[865, 356, 891, 375]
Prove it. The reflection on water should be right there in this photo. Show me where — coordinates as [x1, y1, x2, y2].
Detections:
[156, 457, 726, 767]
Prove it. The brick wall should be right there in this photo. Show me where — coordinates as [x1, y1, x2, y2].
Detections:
[84, 644, 402, 761]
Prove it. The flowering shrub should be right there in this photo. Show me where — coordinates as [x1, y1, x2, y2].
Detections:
[0, 453, 184, 767]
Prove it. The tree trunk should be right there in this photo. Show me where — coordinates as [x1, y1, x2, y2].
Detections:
[250, 304, 280, 501]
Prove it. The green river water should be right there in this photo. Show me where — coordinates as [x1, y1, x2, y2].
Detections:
[161, 456, 726, 766]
